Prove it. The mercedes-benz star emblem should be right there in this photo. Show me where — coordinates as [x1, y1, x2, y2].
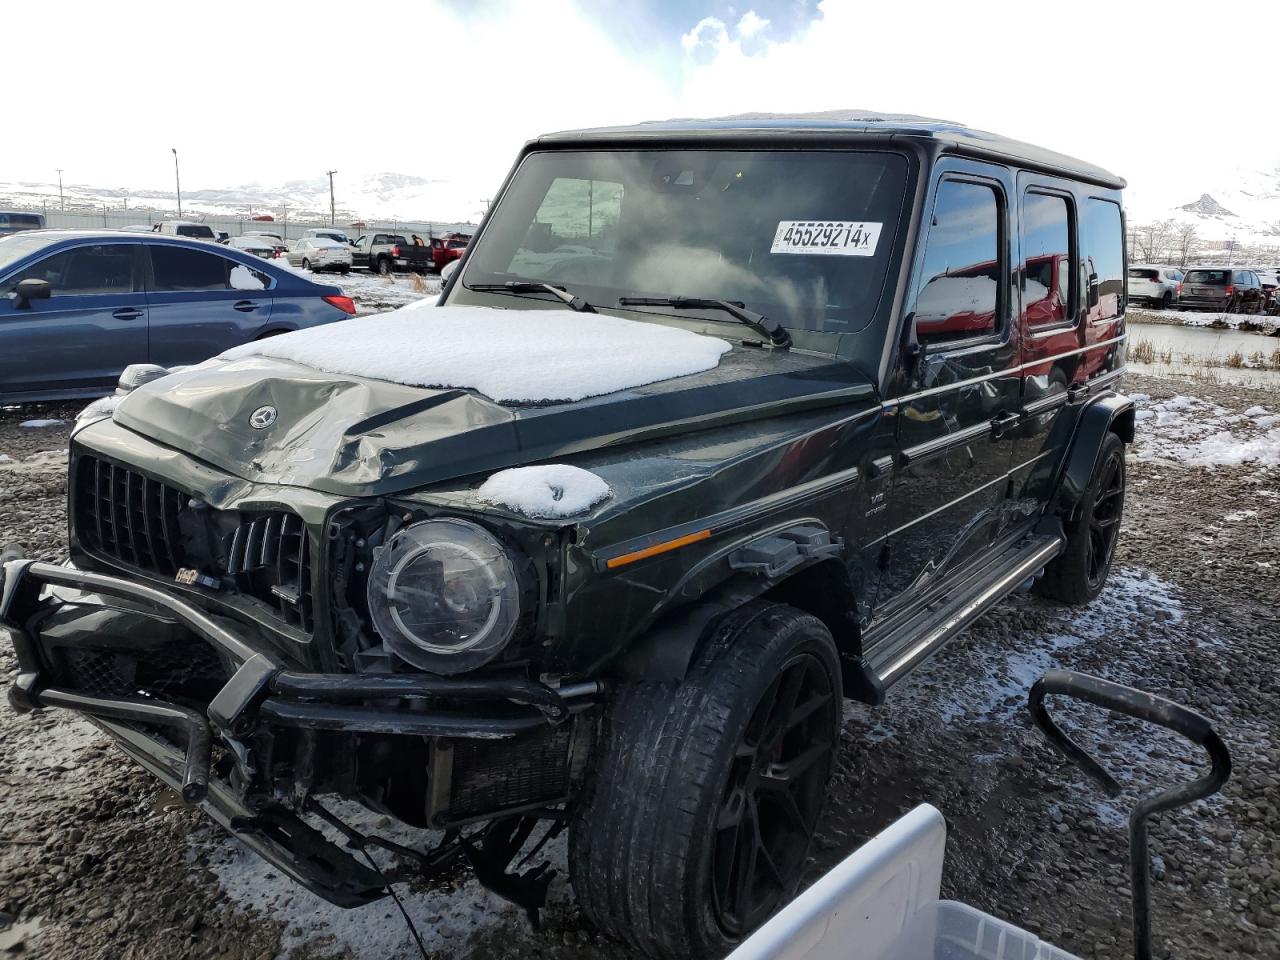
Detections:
[249, 405, 278, 430]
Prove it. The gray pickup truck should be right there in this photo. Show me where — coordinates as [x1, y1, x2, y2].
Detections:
[350, 232, 431, 275]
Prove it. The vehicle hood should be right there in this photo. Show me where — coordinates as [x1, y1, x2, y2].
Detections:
[109, 311, 874, 497]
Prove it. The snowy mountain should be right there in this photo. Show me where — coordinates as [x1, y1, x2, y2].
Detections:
[1127, 167, 1280, 245]
[0, 172, 486, 225]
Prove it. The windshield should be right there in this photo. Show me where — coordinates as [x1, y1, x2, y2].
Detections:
[1128, 268, 1158, 280]
[458, 149, 909, 332]
[0, 233, 60, 274]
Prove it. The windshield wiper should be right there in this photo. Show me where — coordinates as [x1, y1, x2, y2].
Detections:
[616, 296, 792, 349]
[469, 281, 595, 313]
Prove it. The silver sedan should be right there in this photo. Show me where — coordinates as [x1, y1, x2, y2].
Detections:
[286, 238, 353, 274]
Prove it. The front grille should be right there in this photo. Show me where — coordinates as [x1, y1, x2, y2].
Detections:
[446, 723, 574, 822]
[75, 454, 314, 632]
[58, 642, 231, 705]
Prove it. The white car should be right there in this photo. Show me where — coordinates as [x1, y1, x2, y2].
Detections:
[305, 227, 351, 245]
[287, 237, 353, 274]
[1127, 264, 1182, 309]
[227, 235, 279, 260]
[154, 221, 218, 242]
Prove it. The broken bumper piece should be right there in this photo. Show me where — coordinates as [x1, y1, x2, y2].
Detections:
[0, 558, 593, 907]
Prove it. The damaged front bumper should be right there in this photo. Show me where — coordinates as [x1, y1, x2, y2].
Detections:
[0, 558, 597, 907]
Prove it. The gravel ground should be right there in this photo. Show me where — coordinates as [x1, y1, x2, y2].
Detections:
[2, 371, 1278, 959]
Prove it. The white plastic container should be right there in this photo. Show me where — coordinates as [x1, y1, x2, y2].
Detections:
[727, 804, 1081, 960]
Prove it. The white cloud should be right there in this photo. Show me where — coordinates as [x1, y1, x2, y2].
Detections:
[736, 10, 770, 38]
[681, 15, 729, 52]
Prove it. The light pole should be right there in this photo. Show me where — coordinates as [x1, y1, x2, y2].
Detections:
[325, 169, 337, 226]
[171, 148, 182, 218]
[55, 169, 64, 211]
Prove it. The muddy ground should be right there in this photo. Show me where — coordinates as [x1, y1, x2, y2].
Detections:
[1, 372, 1278, 959]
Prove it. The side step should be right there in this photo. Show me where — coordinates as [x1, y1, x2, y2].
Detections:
[864, 534, 1064, 690]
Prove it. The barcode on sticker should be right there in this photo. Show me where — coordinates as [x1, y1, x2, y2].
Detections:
[770, 221, 882, 256]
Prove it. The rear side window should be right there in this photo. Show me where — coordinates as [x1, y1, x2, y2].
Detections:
[915, 180, 1003, 345]
[1128, 268, 1158, 280]
[5, 244, 136, 295]
[1021, 192, 1073, 326]
[150, 246, 267, 292]
[1083, 199, 1124, 321]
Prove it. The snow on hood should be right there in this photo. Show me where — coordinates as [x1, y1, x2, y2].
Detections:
[220, 303, 732, 404]
[477, 464, 612, 518]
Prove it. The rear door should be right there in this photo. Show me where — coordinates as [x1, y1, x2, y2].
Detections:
[143, 243, 274, 365]
[0, 241, 146, 398]
[876, 161, 1021, 611]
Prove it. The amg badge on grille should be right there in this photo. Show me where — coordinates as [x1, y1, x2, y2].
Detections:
[249, 405, 278, 429]
[175, 568, 220, 589]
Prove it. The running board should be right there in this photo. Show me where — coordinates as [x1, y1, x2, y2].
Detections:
[864, 534, 1064, 690]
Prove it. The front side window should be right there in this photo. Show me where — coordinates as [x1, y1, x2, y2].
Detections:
[461, 149, 911, 333]
[1022, 192, 1073, 326]
[150, 246, 267, 292]
[1083, 198, 1124, 321]
[914, 180, 1002, 345]
[4, 243, 136, 296]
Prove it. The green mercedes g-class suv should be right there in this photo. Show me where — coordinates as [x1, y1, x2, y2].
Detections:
[1, 113, 1132, 958]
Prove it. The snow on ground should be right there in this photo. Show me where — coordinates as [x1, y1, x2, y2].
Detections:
[277, 259, 441, 313]
[221, 304, 732, 404]
[203, 797, 566, 958]
[879, 568, 1184, 729]
[1130, 307, 1280, 334]
[18, 419, 66, 429]
[1131, 393, 1280, 467]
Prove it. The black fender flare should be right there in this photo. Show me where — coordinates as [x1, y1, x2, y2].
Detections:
[1051, 391, 1135, 521]
[610, 521, 883, 704]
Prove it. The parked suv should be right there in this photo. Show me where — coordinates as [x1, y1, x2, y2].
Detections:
[1179, 267, 1265, 313]
[1127, 264, 1182, 308]
[1, 116, 1132, 959]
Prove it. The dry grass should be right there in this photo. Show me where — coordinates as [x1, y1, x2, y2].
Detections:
[1131, 339, 1155, 363]
[1224, 351, 1245, 369]
[408, 272, 429, 294]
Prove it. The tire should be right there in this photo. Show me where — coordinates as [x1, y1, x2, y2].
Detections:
[340, 267, 350, 275]
[378, 257, 392, 276]
[1036, 431, 1125, 604]
[301, 259, 311, 272]
[570, 601, 842, 959]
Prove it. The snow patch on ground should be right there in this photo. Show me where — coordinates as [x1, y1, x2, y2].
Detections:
[477, 464, 611, 518]
[221, 304, 732, 404]
[0, 453, 12, 463]
[203, 797, 568, 958]
[1131, 393, 1280, 467]
[18, 419, 66, 428]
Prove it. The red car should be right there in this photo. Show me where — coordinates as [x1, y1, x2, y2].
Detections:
[429, 233, 470, 272]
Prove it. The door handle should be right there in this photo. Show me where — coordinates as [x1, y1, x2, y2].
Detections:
[112, 308, 144, 320]
[233, 300, 258, 313]
[990, 411, 1021, 438]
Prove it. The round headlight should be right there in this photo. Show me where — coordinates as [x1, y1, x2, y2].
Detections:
[366, 519, 520, 673]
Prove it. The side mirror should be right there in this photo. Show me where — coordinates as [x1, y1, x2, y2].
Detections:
[1087, 273, 1100, 308]
[13, 278, 51, 309]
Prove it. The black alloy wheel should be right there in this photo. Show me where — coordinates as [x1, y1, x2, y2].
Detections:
[711, 652, 836, 936]
[1086, 443, 1125, 591]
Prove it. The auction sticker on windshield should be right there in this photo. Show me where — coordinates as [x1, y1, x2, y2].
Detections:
[770, 221, 882, 256]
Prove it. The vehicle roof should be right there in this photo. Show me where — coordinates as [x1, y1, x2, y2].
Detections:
[1130, 263, 1178, 270]
[0, 209, 43, 216]
[536, 110, 1126, 189]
